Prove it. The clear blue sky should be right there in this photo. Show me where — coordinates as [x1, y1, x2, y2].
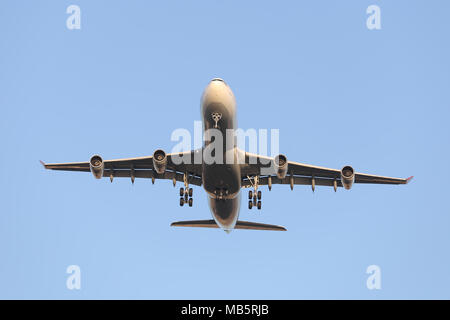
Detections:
[1, 0, 449, 299]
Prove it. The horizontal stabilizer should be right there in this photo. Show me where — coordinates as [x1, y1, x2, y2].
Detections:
[235, 220, 286, 231]
[170, 219, 286, 231]
[171, 219, 219, 229]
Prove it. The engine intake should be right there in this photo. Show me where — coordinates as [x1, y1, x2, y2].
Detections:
[90, 155, 104, 179]
[153, 149, 167, 174]
[341, 165, 355, 190]
[274, 154, 288, 179]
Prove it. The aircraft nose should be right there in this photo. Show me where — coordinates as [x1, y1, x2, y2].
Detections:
[210, 77, 226, 85]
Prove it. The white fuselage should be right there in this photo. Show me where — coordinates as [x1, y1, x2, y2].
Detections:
[200, 79, 241, 231]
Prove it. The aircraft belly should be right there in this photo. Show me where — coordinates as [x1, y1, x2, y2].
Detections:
[203, 164, 240, 198]
[208, 193, 241, 231]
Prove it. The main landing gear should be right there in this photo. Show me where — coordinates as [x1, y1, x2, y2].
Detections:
[179, 173, 193, 207]
[247, 176, 262, 210]
[179, 187, 193, 207]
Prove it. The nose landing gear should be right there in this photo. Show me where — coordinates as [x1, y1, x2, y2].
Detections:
[179, 173, 193, 207]
[247, 175, 262, 210]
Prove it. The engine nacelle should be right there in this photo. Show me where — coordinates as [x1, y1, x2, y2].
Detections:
[274, 154, 288, 179]
[341, 165, 355, 190]
[153, 149, 167, 174]
[90, 155, 104, 179]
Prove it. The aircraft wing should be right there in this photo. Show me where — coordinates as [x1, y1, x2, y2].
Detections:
[241, 152, 412, 190]
[41, 150, 203, 186]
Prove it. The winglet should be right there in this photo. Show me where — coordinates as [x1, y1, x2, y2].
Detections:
[39, 160, 47, 169]
[405, 176, 414, 184]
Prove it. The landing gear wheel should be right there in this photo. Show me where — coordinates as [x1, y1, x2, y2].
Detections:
[188, 198, 193, 207]
[257, 190, 262, 200]
[180, 187, 184, 197]
[248, 190, 253, 199]
[248, 200, 253, 209]
[189, 188, 193, 197]
[179, 197, 184, 206]
[257, 201, 261, 210]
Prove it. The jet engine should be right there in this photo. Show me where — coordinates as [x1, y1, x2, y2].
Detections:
[90, 155, 104, 179]
[274, 154, 288, 179]
[153, 149, 167, 174]
[341, 165, 355, 190]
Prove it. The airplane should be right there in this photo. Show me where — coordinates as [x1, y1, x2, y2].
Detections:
[41, 78, 413, 232]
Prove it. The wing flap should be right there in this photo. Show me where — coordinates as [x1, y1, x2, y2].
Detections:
[101, 169, 202, 186]
[242, 175, 343, 188]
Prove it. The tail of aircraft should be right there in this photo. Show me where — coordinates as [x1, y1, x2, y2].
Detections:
[170, 219, 286, 231]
